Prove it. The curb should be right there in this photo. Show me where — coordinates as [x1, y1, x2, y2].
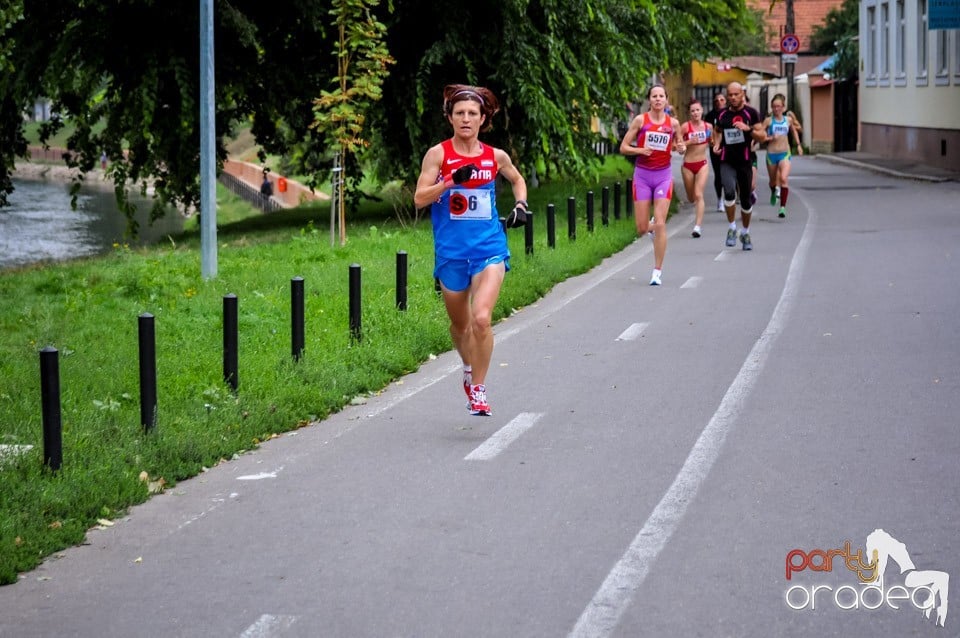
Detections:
[813, 154, 953, 183]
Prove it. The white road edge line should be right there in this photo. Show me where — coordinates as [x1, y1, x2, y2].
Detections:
[680, 276, 702, 289]
[464, 412, 545, 461]
[568, 193, 817, 638]
[615, 322, 648, 342]
[239, 614, 297, 638]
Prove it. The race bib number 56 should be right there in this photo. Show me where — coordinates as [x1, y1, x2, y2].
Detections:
[449, 188, 492, 220]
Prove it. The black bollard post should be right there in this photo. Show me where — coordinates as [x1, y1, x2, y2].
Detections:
[586, 190, 595, 232]
[396, 251, 408, 311]
[138, 313, 157, 433]
[524, 210, 534, 255]
[567, 196, 576, 241]
[223, 294, 238, 392]
[546, 203, 556, 249]
[625, 179, 633, 217]
[614, 182, 622, 220]
[39, 347, 62, 471]
[349, 263, 362, 343]
[291, 277, 305, 361]
[602, 186, 610, 226]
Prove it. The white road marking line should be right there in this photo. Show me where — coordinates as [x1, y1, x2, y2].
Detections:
[680, 276, 702, 289]
[239, 614, 297, 637]
[236, 467, 282, 481]
[714, 251, 731, 261]
[615, 322, 648, 342]
[464, 412, 544, 461]
[569, 193, 817, 638]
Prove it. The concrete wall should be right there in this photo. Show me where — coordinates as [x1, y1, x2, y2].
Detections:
[859, 0, 960, 169]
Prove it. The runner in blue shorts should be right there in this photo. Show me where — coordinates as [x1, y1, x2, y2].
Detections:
[414, 84, 528, 416]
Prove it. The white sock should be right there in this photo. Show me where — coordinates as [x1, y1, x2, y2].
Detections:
[729, 222, 737, 230]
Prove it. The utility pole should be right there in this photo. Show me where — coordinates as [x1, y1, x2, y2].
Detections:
[785, 0, 796, 114]
[199, 0, 217, 279]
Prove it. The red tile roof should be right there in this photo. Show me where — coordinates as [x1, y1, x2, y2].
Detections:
[747, 0, 845, 53]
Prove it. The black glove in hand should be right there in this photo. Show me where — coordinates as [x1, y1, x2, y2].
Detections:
[504, 204, 528, 228]
[451, 164, 478, 184]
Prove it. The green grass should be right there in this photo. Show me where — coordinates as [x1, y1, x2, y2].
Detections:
[0, 157, 649, 585]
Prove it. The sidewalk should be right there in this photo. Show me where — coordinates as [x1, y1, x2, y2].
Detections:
[814, 151, 959, 183]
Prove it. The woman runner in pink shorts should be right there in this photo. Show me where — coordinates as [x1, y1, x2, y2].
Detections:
[619, 84, 685, 286]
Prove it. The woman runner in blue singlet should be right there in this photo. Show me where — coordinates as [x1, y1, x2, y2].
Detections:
[413, 84, 528, 417]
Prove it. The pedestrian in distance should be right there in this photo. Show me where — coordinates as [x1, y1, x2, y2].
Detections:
[413, 84, 528, 417]
[619, 84, 686, 286]
[761, 93, 803, 218]
[703, 93, 726, 212]
[679, 98, 713, 238]
[712, 81, 763, 251]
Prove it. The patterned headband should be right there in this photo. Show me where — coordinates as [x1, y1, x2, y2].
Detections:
[451, 89, 484, 105]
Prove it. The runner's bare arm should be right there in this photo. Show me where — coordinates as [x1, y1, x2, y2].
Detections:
[413, 144, 447, 209]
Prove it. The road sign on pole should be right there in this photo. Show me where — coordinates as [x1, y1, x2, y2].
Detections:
[780, 34, 800, 54]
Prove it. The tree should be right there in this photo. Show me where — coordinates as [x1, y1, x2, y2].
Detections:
[1, 0, 761, 226]
[809, 0, 859, 80]
[0, 0, 337, 223]
[369, 0, 763, 190]
[311, 0, 394, 246]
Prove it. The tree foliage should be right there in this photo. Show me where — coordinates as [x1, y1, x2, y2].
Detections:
[1, 0, 761, 222]
[809, 0, 859, 80]
[368, 0, 762, 188]
[312, 0, 394, 244]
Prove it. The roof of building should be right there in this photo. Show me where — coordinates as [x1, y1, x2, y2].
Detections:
[711, 55, 832, 78]
[746, 0, 846, 53]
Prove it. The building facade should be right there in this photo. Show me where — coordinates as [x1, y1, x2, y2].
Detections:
[859, 0, 960, 169]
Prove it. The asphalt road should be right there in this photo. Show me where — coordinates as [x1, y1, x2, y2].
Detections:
[1, 156, 958, 638]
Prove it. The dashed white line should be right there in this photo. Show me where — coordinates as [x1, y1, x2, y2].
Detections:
[714, 251, 731, 261]
[615, 322, 649, 342]
[239, 614, 297, 637]
[680, 276, 702, 289]
[569, 193, 817, 637]
[236, 471, 280, 481]
[464, 412, 544, 461]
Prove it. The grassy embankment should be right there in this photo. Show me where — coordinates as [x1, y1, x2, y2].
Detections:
[1, 140, 645, 585]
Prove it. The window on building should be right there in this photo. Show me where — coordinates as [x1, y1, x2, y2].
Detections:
[935, 31, 950, 84]
[955, 28, 960, 82]
[867, 6, 877, 82]
[880, 2, 890, 80]
[896, 0, 906, 78]
[917, 0, 928, 83]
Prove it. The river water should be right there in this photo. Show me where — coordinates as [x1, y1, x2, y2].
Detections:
[0, 177, 184, 271]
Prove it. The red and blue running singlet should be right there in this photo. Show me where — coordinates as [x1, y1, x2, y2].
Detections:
[634, 112, 675, 171]
[431, 139, 507, 260]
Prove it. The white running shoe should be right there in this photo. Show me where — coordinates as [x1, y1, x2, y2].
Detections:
[649, 269, 662, 286]
[692, 225, 701, 238]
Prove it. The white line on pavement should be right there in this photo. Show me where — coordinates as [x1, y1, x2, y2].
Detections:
[714, 250, 731, 261]
[464, 412, 545, 461]
[568, 193, 817, 638]
[680, 276, 702, 289]
[615, 322, 649, 342]
[239, 614, 297, 638]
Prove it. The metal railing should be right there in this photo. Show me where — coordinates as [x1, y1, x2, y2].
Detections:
[218, 171, 283, 213]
